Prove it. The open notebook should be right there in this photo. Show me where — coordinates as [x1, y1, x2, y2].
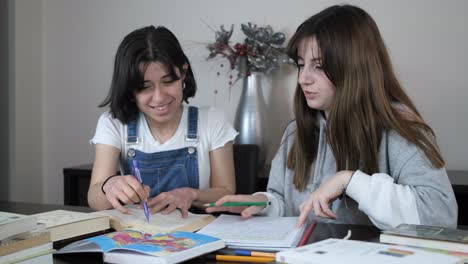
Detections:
[196, 214, 306, 251]
[92, 205, 215, 234]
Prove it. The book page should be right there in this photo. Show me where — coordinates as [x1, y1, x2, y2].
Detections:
[0, 211, 30, 226]
[93, 206, 215, 233]
[276, 238, 460, 264]
[33, 210, 107, 228]
[196, 214, 305, 248]
[0, 212, 38, 241]
[86, 230, 223, 255]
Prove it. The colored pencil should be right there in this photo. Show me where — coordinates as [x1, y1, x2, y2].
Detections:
[206, 254, 275, 263]
[235, 249, 276, 258]
[203, 201, 271, 207]
[132, 160, 150, 222]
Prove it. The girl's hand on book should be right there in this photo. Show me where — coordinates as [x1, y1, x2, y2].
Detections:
[296, 170, 353, 227]
[103, 175, 150, 214]
[205, 194, 268, 218]
[147, 188, 197, 218]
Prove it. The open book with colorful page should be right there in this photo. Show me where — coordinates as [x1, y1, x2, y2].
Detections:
[92, 205, 215, 234]
[56, 229, 225, 264]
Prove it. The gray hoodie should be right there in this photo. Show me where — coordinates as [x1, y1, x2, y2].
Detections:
[258, 117, 457, 230]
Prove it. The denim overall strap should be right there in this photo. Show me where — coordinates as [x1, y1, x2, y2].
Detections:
[186, 106, 198, 141]
[126, 119, 139, 144]
[121, 119, 139, 174]
[125, 107, 200, 198]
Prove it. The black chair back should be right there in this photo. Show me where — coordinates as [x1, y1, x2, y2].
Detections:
[233, 144, 260, 194]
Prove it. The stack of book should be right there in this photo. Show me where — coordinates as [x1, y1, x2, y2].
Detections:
[0, 212, 53, 264]
[1, 209, 113, 263]
[380, 224, 468, 254]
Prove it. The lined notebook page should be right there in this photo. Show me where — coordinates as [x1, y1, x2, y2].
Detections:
[196, 214, 305, 249]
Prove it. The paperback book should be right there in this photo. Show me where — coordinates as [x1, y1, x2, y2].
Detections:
[0, 231, 50, 256]
[92, 205, 215, 233]
[0, 242, 54, 264]
[56, 229, 225, 264]
[33, 210, 110, 242]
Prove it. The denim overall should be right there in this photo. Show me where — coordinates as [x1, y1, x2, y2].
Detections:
[124, 106, 200, 198]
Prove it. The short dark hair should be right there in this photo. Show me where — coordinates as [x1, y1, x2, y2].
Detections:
[99, 26, 196, 124]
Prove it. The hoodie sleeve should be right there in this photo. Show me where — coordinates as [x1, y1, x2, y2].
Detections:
[254, 123, 297, 217]
[346, 133, 457, 230]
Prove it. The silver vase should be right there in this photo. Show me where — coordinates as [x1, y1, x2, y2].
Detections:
[234, 72, 268, 167]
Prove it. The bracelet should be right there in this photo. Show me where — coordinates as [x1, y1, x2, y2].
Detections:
[101, 174, 119, 195]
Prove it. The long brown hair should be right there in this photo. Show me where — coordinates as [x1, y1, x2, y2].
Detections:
[287, 5, 444, 191]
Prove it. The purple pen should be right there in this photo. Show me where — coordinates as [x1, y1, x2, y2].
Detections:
[132, 160, 150, 222]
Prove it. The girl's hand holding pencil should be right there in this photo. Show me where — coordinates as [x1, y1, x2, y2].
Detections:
[101, 174, 151, 215]
[205, 194, 269, 218]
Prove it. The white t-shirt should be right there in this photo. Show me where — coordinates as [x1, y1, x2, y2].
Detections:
[90, 105, 238, 190]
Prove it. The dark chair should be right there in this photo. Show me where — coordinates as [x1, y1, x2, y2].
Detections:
[233, 144, 260, 194]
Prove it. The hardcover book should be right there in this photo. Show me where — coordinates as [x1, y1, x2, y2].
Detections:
[380, 224, 468, 253]
[56, 229, 225, 264]
[33, 210, 110, 242]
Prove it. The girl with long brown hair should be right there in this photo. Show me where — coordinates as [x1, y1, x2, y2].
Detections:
[206, 4, 457, 230]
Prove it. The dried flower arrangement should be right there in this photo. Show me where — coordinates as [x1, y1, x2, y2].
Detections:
[206, 23, 290, 87]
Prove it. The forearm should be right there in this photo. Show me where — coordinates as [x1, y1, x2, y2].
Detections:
[346, 170, 421, 230]
[87, 182, 113, 211]
[193, 186, 235, 204]
[255, 191, 284, 217]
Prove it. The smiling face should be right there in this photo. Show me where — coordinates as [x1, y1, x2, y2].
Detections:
[135, 62, 185, 128]
[297, 37, 335, 116]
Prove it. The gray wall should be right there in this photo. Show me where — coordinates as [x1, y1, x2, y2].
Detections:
[9, 0, 468, 204]
[0, 0, 10, 200]
[9, 0, 43, 202]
